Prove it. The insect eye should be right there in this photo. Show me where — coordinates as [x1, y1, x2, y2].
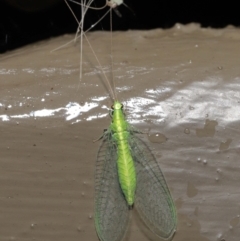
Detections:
[121, 104, 123, 109]
[111, 104, 114, 110]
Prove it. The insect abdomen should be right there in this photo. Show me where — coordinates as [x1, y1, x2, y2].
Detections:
[115, 134, 136, 206]
[111, 101, 136, 206]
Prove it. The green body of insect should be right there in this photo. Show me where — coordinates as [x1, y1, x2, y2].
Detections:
[94, 101, 177, 241]
[111, 101, 136, 206]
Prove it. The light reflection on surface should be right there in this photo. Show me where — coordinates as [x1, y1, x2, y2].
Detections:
[1, 78, 239, 126]
[0, 102, 98, 122]
[0, 94, 164, 125]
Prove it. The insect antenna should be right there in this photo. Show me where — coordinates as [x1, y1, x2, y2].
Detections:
[80, 2, 119, 102]
[55, 1, 125, 101]
[74, 0, 119, 101]
[109, 7, 118, 101]
[83, 30, 117, 101]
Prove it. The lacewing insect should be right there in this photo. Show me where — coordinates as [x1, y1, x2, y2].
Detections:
[65, 1, 177, 240]
[95, 100, 177, 241]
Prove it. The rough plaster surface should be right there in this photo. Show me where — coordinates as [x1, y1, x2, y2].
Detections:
[1, 24, 240, 241]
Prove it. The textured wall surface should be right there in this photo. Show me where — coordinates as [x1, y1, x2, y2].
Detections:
[1, 24, 240, 241]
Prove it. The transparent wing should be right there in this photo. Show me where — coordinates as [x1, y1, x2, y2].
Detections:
[95, 132, 129, 241]
[129, 134, 177, 240]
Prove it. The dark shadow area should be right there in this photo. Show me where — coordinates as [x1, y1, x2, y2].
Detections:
[0, 0, 240, 53]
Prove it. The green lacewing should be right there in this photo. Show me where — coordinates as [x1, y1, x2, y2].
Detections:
[95, 102, 177, 241]
[65, 1, 177, 240]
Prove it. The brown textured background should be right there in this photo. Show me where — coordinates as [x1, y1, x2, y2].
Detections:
[1, 24, 240, 241]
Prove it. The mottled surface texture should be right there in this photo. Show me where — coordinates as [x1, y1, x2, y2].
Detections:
[1, 24, 240, 241]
